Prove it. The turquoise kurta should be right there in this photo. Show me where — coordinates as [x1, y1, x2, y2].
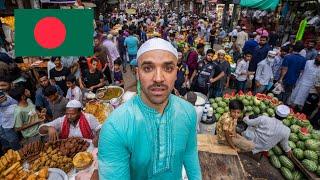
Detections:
[98, 95, 201, 180]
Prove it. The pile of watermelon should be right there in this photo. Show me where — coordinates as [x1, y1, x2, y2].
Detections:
[209, 91, 279, 120]
[269, 112, 320, 179]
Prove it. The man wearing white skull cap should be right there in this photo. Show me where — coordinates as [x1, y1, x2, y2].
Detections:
[39, 100, 101, 143]
[242, 104, 292, 157]
[98, 38, 201, 179]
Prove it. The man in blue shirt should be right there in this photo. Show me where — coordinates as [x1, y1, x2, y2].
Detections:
[124, 30, 139, 69]
[279, 42, 306, 104]
[242, 33, 258, 55]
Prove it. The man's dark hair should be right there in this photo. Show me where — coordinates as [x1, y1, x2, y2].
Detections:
[229, 99, 244, 111]
[281, 46, 290, 53]
[51, 56, 61, 62]
[275, 114, 286, 121]
[196, 43, 205, 50]
[206, 49, 215, 55]
[260, 36, 268, 40]
[244, 51, 253, 56]
[293, 41, 305, 52]
[66, 74, 76, 83]
[9, 85, 25, 102]
[38, 71, 48, 79]
[114, 59, 122, 66]
[119, 30, 123, 35]
[0, 76, 11, 83]
[44, 85, 57, 97]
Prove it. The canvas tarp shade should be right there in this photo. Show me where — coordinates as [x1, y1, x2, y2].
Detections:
[240, 0, 280, 11]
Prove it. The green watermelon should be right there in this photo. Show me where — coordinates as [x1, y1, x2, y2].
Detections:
[273, 145, 283, 155]
[316, 166, 320, 176]
[305, 139, 320, 151]
[268, 149, 275, 156]
[259, 103, 267, 111]
[215, 114, 221, 120]
[253, 107, 261, 114]
[312, 130, 320, 140]
[279, 155, 294, 170]
[224, 107, 229, 112]
[304, 150, 318, 161]
[215, 97, 222, 102]
[270, 155, 282, 169]
[289, 133, 299, 142]
[298, 128, 311, 141]
[302, 159, 317, 172]
[292, 171, 304, 180]
[218, 101, 227, 108]
[280, 167, 293, 180]
[253, 97, 261, 105]
[283, 119, 291, 127]
[297, 119, 310, 127]
[290, 125, 301, 133]
[288, 141, 296, 149]
[216, 107, 225, 114]
[242, 99, 249, 106]
[293, 148, 304, 160]
[262, 112, 269, 116]
[211, 103, 218, 109]
[267, 108, 275, 117]
[296, 141, 305, 150]
[246, 106, 253, 112]
[209, 98, 215, 104]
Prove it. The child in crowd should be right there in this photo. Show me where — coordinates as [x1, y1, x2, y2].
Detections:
[235, 52, 253, 93]
[113, 59, 124, 88]
[66, 74, 83, 102]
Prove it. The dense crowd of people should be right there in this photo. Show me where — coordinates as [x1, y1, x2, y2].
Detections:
[0, 8, 319, 157]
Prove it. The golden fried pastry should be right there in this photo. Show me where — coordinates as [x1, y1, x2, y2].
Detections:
[26, 174, 37, 180]
[73, 152, 93, 169]
[38, 167, 48, 178]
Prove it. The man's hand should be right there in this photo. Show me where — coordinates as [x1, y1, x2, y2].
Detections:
[92, 136, 99, 147]
[48, 127, 59, 142]
[256, 81, 261, 88]
[225, 82, 229, 88]
[286, 150, 293, 159]
[209, 78, 216, 84]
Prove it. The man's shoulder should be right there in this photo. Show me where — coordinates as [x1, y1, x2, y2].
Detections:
[170, 95, 196, 118]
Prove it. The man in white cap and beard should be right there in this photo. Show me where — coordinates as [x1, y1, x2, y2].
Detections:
[242, 105, 292, 157]
[255, 50, 276, 93]
[98, 38, 201, 179]
[38, 100, 101, 143]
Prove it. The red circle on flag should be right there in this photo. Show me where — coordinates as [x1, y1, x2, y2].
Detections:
[34, 17, 66, 49]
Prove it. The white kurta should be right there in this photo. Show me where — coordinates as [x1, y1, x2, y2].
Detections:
[290, 60, 320, 106]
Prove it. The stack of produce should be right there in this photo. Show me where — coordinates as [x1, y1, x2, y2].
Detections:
[282, 112, 320, 177]
[210, 91, 279, 120]
[269, 145, 306, 180]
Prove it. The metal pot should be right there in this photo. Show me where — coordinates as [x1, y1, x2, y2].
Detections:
[96, 86, 124, 103]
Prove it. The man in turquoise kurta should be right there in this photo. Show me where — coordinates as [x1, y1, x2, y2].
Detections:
[98, 38, 202, 179]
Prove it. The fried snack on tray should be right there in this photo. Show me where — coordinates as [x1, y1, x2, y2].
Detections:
[18, 140, 43, 162]
[0, 149, 28, 179]
[84, 101, 112, 124]
[73, 152, 93, 170]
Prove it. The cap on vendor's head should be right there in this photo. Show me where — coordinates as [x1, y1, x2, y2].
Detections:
[136, 38, 178, 63]
[66, 100, 82, 109]
[275, 105, 290, 119]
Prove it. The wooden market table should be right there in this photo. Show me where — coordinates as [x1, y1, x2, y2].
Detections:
[197, 134, 247, 180]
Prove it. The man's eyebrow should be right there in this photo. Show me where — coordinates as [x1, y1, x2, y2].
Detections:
[140, 60, 176, 66]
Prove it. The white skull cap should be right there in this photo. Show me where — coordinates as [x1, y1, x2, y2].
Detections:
[66, 100, 82, 108]
[137, 38, 178, 62]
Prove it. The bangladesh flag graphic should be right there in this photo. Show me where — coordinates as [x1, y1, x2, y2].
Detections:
[15, 9, 93, 56]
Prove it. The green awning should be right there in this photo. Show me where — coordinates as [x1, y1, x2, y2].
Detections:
[240, 0, 280, 11]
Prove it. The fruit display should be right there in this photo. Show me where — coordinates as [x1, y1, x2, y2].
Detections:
[0, 149, 30, 179]
[73, 152, 93, 170]
[30, 147, 73, 173]
[43, 137, 89, 158]
[18, 140, 43, 162]
[84, 101, 113, 124]
[210, 91, 278, 120]
[269, 110, 320, 178]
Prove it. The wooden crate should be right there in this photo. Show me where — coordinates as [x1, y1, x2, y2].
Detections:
[197, 134, 247, 180]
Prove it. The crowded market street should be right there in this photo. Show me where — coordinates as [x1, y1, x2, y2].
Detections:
[0, 0, 320, 179]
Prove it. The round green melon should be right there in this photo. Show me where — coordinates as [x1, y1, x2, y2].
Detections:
[298, 131, 311, 141]
[280, 167, 293, 180]
[289, 133, 299, 142]
[268, 149, 275, 156]
[293, 148, 304, 160]
[292, 171, 304, 180]
[216, 107, 225, 114]
[215, 97, 223, 102]
[211, 103, 218, 109]
[279, 155, 294, 171]
[312, 130, 320, 140]
[273, 145, 283, 155]
[296, 141, 305, 150]
[270, 155, 281, 169]
[283, 119, 291, 127]
[304, 150, 318, 161]
[218, 101, 227, 108]
[209, 98, 215, 104]
[302, 159, 317, 172]
[267, 108, 275, 116]
[305, 139, 320, 151]
[242, 99, 249, 106]
[290, 125, 301, 133]
[288, 141, 296, 149]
